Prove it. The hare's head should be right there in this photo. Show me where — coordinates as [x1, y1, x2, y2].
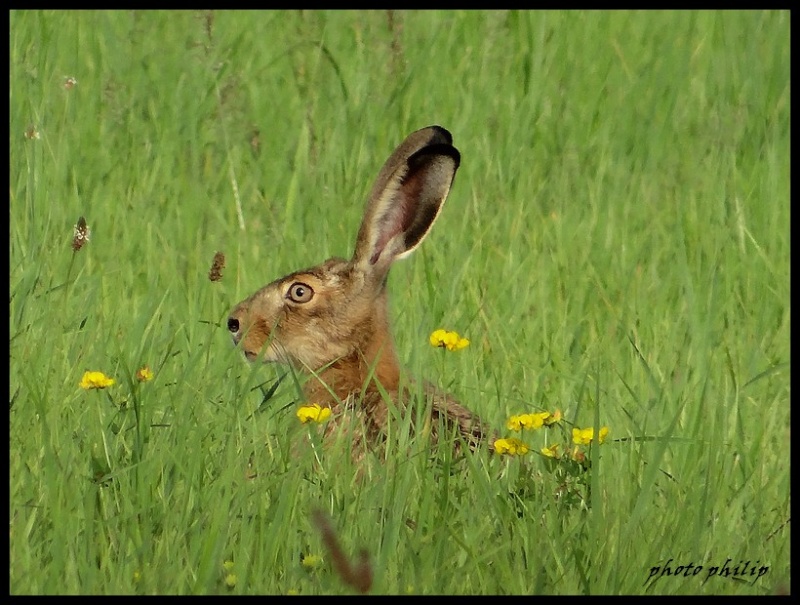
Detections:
[227, 126, 460, 387]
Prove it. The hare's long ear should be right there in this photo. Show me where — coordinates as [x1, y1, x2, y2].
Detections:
[352, 126, 460, 279]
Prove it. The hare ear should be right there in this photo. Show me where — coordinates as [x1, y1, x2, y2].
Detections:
[352, 127, 460, 278]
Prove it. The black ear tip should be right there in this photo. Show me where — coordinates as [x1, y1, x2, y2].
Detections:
[447, 146, 461, 167]
[408, 143, 460, 170]
[427, 125, 453, 146]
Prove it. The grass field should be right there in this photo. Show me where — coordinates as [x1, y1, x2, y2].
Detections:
[9, 10, 790, 595]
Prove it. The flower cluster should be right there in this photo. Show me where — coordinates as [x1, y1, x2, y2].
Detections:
[572, 426, 609, 445]
[429, 329, 470, 351]
[493, 409, 563, 457]
[494, 408, 610, 464]
[495, 409, 613, 511]
[506, 410, 561, 431]
[296, 403, 332, 424]
[494, 437, 529, 456]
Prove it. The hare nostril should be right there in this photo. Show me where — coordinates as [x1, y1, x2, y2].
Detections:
[227, 318, 240, 333]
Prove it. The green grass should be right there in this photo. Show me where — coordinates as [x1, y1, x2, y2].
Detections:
[9, 9, 790, 595]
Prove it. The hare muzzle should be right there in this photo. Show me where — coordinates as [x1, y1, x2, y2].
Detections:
[226, 314, 254, 360]
[227, 302, 274, 362]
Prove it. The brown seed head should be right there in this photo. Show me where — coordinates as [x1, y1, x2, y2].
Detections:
[208, 251, 226, 282]
[72, 216, 90, 252]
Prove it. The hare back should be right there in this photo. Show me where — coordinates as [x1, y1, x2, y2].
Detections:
[316, 383, 492, 458]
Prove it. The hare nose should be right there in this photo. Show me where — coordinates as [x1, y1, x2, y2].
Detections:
[227, 318, 240, 333]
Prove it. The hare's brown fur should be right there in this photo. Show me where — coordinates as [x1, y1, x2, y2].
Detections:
[228, 126, 491, 457]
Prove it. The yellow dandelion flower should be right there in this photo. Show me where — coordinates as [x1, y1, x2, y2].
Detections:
[598, 426, 610, 444]
[79, 371, 115, 390]
[222, 560, 235, 572]
[135, 366, 154, 382]
[296, 403, 332, 424]
[429, 329, 469, 351]
[541, 443, 560, 458]
[493, 437, 530, 456]
[224, 573, 237, 588]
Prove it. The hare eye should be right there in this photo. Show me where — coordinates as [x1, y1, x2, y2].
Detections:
[287, 282, 314, 303]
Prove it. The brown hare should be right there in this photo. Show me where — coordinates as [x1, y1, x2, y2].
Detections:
[227, 126, 490, 458]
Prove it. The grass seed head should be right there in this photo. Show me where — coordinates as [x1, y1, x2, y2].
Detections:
[208, 251, 226, 282]
[72, 216, 90, 252]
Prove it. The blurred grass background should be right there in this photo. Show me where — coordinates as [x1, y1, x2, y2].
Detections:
[9, 10, 789, 595]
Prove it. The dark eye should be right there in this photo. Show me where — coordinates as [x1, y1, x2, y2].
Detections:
[287, 282, 314, 303]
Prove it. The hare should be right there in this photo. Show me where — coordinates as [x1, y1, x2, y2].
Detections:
[227, 126, 490, 458]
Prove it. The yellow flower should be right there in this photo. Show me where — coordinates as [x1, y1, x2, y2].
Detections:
[222, 560, 235, 572]
[506, 415, 524, 431]
[570, 446, 587, 464]
[79, 371, 115, 390]
[572, 427, 591, 445]
[493, 437, 530, 456]
[429, 329, 469, 351]
[296, 403, 332, 424]
[430, 329, 448, 347]
[544, 409, 562, 425]
[224, 573, 237, 588]
[135, 366, 154, 382]
[287, 589, 300, 595]
[506, 411, 551, 431]
[132, 570, 142, 584]
[301, 554, 322, 569]
[572, 426, 610, 445]
[541, 443, 560, 458]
